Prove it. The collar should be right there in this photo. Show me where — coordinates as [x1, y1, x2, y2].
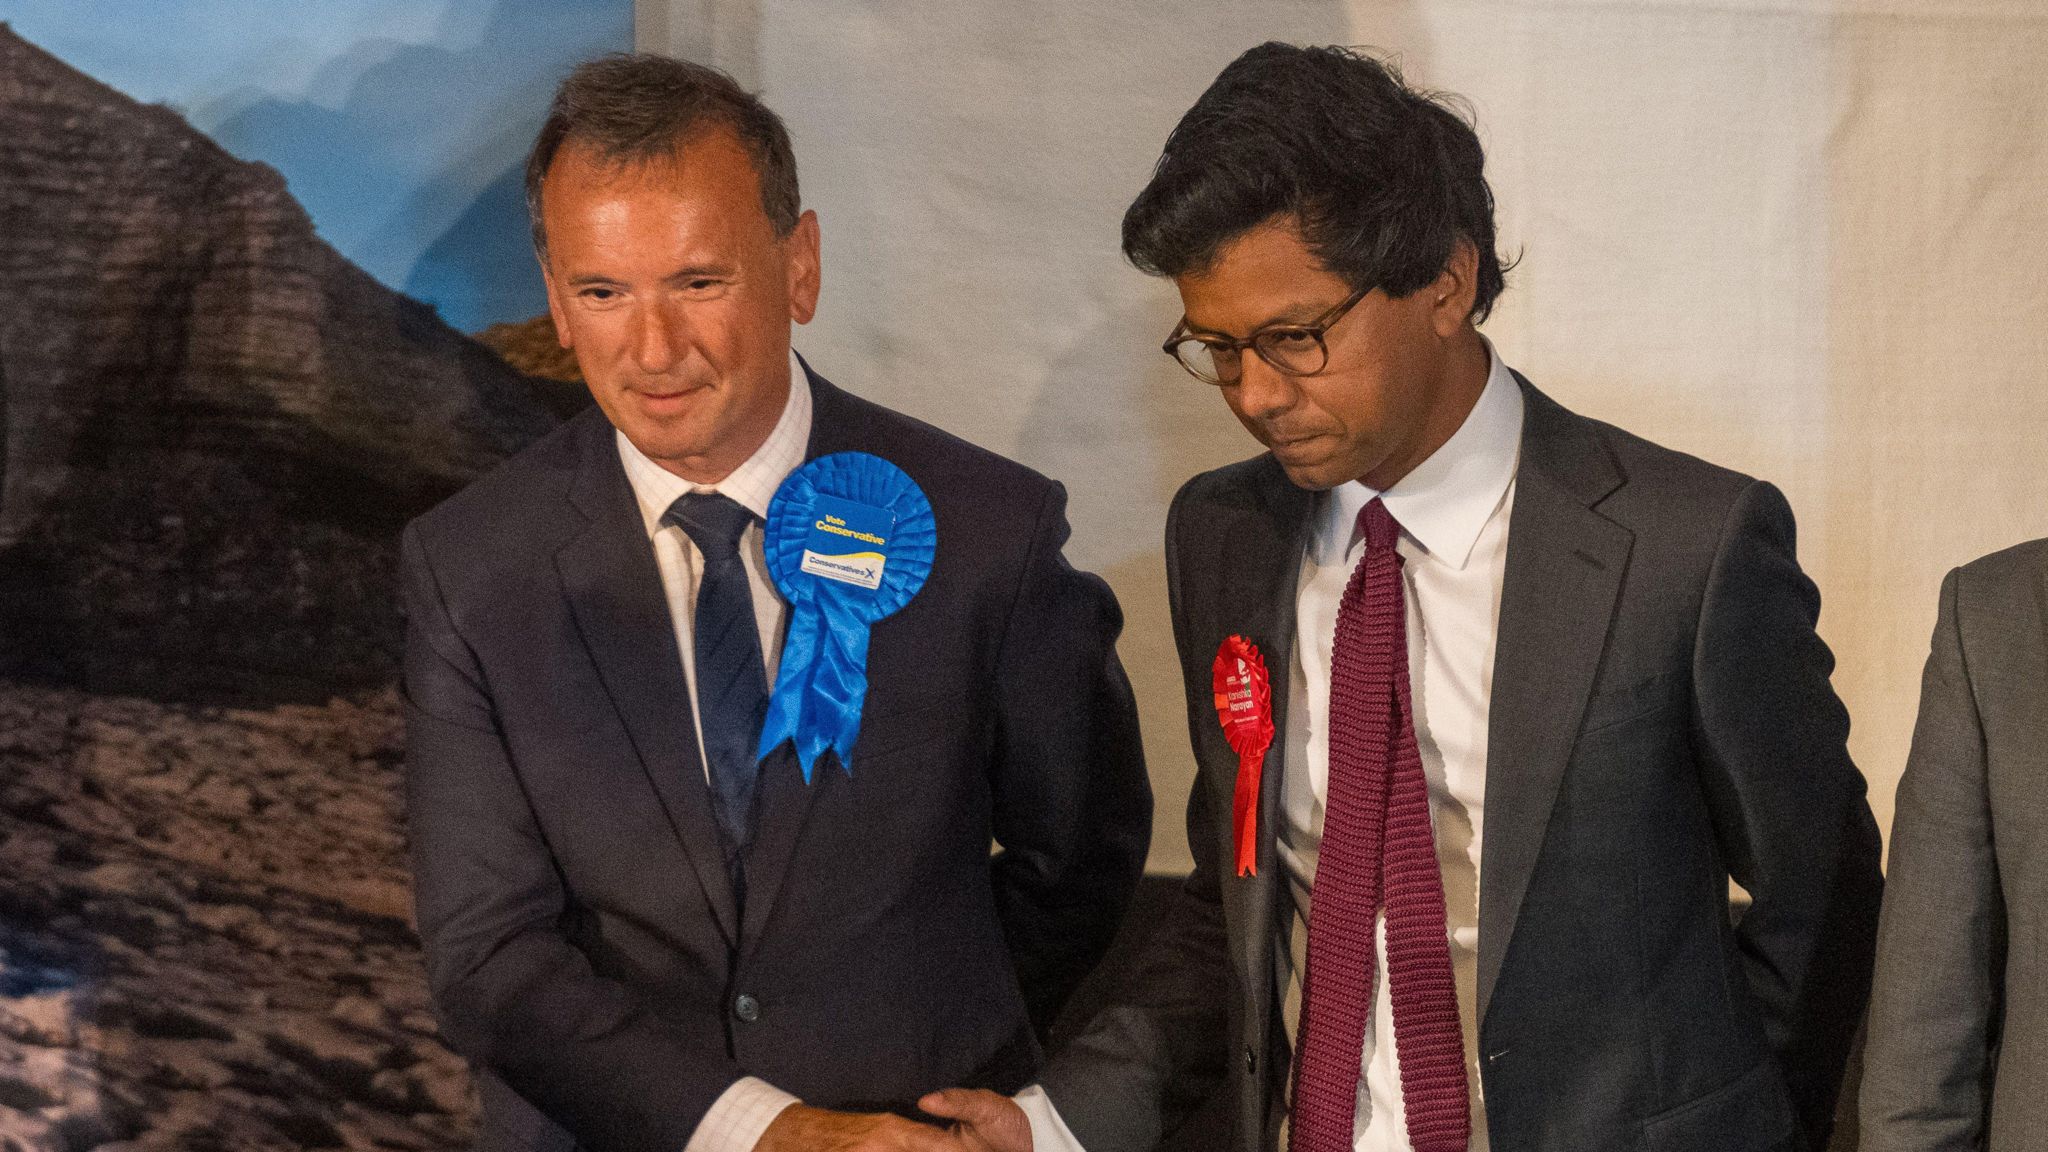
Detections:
[1313, 337, 1525, 570]
[617, 348, 814, 537]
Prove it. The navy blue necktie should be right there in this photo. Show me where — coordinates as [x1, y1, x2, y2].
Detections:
[664, 492, 770, 908]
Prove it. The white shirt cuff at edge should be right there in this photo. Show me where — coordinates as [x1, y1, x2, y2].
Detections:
[684, 1076, 801, 1152]
[1015, 1083, 1088, 1152]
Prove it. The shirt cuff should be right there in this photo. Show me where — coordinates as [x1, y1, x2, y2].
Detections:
[683, 1077, 801, 1152]
[1014, 1083, 1087, 1152]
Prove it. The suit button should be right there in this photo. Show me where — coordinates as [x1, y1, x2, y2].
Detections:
[733, 994, 761, 1023]
[1245, 1046, 1257, 1074]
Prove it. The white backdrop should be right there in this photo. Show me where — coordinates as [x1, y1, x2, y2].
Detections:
[641, 0, 2048, 873]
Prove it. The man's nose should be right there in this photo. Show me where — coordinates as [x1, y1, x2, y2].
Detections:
[632, 301, 684, 374]
[1230, 350, 1299, 421]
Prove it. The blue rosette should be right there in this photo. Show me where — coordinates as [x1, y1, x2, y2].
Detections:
[757, 452, 936, 781]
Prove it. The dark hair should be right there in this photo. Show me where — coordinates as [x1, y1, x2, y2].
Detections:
[1123, 43, 1507, 322]
[525, 53, 800, 256]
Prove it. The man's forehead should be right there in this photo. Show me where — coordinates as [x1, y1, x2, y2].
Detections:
[1176, 224, 1352, 333]
[547, 126, 753, 195]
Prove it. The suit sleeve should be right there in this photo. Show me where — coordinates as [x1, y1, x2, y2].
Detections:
[1036, 788, 1236, 1151]
[1690, 480, 1885, 1151]
[986, 480, 1153, 1034]
[1034, 486, 1237, 1152]
[1858, 566, 2004, 1151]
[400, 522, 745, 1152]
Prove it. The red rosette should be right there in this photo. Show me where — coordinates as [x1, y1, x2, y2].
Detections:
[1212, 635, 1274, 877]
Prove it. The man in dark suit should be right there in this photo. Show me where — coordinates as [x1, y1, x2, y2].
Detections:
[1861, 538, 2048, 1151]
[925, 43, 1882, 1152]
[402, 55, 1150, 1152]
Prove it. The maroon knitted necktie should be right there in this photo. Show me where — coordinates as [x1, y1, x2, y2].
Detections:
[1290, 498, 1469, 1152]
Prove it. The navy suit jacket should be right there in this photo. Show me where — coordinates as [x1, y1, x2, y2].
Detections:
[401, 363, 1150, 1151]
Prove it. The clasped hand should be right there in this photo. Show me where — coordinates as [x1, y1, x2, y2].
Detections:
[754, 1090, 1030, 1152]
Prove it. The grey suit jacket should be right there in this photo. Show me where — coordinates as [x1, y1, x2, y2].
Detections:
[1040, 377, 1883, 1152]
[1861, 538, 2048, 1151]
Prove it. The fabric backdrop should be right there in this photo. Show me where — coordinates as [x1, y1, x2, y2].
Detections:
[641, 0, 2048, 873]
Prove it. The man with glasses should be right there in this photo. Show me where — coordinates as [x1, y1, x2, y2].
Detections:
[925, 42, 1882, 1152]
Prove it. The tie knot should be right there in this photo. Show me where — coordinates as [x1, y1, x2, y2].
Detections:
[1357, 497, 1400, 553]
[664, 491, 756, 556]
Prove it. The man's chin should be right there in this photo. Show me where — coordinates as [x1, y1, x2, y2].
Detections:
[1272, 454, 1351, 492]
[612, 417, 718, 476]
[604, 399, 710, 451]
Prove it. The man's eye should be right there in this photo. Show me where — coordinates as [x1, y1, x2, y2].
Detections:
[1263, 329, 1319, 349]
[582, 287, 618, 301]
[684, 278, 721, 291]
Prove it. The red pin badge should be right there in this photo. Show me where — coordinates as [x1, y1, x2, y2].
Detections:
[1212, 635, 1274, 877]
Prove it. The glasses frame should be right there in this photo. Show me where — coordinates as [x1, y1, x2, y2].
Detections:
[1161, 285, 1372, 386]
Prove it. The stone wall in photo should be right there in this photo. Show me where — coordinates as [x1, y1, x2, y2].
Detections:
[0, 24, 586, 1149]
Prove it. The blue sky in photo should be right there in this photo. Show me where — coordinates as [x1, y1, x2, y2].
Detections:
[5, 0, 633, 331]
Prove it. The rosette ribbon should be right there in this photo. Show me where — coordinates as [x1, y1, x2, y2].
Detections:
[758, 452, 936, 782]
[1212, 635, 1274, 877]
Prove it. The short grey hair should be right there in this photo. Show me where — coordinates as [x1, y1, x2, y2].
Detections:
[524, 53, 801, 258]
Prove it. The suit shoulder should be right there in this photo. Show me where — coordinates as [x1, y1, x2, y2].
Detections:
[1585, 413, 1759, 510]
[1520, 388, 1797, 588]
[1170, 453, 1283, 518]
[405, 407, 595, 557]
[1951, 537, 2048, 604]
[1949, 532, 2048, 586]
[1545, 404, 1779, 562]
[1940, 539, 2048, 686]
[830, 387, 1061, 512]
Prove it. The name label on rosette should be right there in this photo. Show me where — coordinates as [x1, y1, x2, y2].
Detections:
[801, 494, 897, 590]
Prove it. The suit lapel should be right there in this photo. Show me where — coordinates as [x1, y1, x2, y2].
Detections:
[555, 410, 740, 947]
[740, 361, 855, 955]
[1208, 459, 1311, 1044]
[1476, 380, 1632, 1024]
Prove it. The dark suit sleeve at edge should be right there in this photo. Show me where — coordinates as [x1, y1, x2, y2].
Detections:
[1035, 484, 1235, 1152]
[1690, 480, 1885, 1151]
[400, 522, 739, 1152]
[1858, 566, 2004, 1151]
[987, 480, 1153, 1036]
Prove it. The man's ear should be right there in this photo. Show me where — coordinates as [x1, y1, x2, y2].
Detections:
[786, 209, 822, 325]
[1430, 238, 1481, 337]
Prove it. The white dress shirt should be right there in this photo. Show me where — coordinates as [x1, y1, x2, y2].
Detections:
[1021, 343, 1523, 1152]
[615, 350, 809, 1152]
[1276, 344, 1521, 1151]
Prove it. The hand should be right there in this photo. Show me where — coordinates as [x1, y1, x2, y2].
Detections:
[918, 1089, 1033, 1152]
[756, 1104, 964, 1152]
